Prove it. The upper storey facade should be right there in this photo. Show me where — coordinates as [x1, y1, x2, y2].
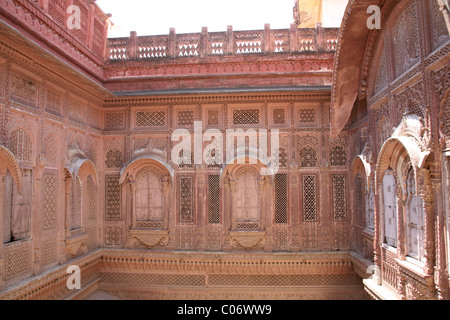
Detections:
[0, 0, 339, 96]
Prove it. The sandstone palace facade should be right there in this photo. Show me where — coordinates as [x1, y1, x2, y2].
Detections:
[0, 0, 449, 300]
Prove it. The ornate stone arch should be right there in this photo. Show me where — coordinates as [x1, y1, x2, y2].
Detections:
[120, 157, 173, 250]
[375, 111, 433, 265]
[0, 145, 23, 194]
[120, 156, 174, 185]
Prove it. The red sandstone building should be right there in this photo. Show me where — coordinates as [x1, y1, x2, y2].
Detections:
[0, 0, 448, 300]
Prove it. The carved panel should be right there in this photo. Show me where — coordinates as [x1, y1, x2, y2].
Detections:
[45, 88, 62, 115]
[374, 48, 388, 94]
[105, 112, 125, 130]
[332, 174, 347, 222]
[208, 175, 221, 224]
[42, 171, 58, 232]
[68, 97, 86, 123]
[105, 227, 123, 247]
[10, 73, 37, 107]
[9, 128, 33, 161]
[4, 241, 32, 282]
[105, 174, 122, 221]
[392, 1, 420, 77]
[236, 171, 259, 222]
[135, 110, 167, 128]
[41, 237, 57, 268]
[430, 0, 450, 50]
[178, 175, 195, 223]
[275, 173, 288, 224]
[302, 174, 318, 222]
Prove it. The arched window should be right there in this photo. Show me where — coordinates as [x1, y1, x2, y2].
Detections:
[3, 169, 32, 243]
[366, 188, 375, 230]
[70, 177, 82, 231]
[236, 171, 259, 223]
[135, 168, 163, 223]
[382, 169, 397, 247]
[405, 168, 424, 261]
[354, 174, 365, 228]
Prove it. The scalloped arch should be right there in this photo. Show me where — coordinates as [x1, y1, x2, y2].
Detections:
[0, 145, 23, 194]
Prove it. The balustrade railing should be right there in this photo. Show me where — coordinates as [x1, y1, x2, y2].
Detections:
[107, 24, 339, 62]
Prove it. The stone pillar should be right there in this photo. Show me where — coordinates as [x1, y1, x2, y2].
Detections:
[316, 23, 324, 52]
[129, 180, 137, 230]
[290, 174, 300, 252]
[162, 176, 170, 230]
[437, 0, 450, 33]
[200, 27, 208, 58]
[229, 179, 237, 231]
[127, 31, 138, 60]
[420, 169, 435, 276]
[87, 2, 96, 49]
[226, 25, 233, 55]
[32, 165, 45, 276]
[223, 177, 232, 251]
[289, 23, 298, 53]
[396, 183, 406, 261]
[196, 175, 206, 251]
[372, 172, 382, 285]
[0, 172, 5, 290]
[264, 24, 271, 53]
[263, 176, 273, 252]
[169, 28, 176, 58]
[432, 169, 449, 300]
[64, 179, 72, 239]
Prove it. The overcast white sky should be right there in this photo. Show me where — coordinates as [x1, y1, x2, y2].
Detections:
[96, 0, 346, 38]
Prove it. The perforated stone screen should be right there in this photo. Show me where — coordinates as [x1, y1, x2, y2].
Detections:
[208, 175, 221, 224]
[302, 174, 318, 222]
[233, 109, 260, 125]
[275, 173, 288, 224]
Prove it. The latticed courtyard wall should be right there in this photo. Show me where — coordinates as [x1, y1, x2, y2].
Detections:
[0, 0, 449, 300]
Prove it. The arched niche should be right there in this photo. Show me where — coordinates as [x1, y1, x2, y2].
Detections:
[120, 158, 173, 249]
[222, 157, 272, 232]
[0, 145, 23, 194]
[375, 112, 432, 263]
[0, 145, 27, 244]
[119, 157, 173, 230]
[350, 156, 374, 257]
[64, 155, 100, 260]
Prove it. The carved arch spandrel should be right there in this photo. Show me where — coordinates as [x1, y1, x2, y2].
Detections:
[0, 145, 22, 194]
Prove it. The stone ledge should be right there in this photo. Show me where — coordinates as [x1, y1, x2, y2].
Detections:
[363, 277, 399, 300]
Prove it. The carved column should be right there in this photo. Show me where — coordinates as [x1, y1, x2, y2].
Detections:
[396, 182, 406, 261]
[196, 175, 206, 251]
[262, 176, 273, 251]
[437, 0, 450, 33]
[373, 185, 382, 285]
[162, 176, 170, 230]
[419, 169, 435, 276]
[431, 169, 448, 299]
[229, 179, 237, 231]
[129, 180, 137, 230]
[223, 176, 232, 251]
[290, 174, 300, 252]
[33, 165, 45, 276]
[64, 178, 72, 239]
[0, 172, 5, 290]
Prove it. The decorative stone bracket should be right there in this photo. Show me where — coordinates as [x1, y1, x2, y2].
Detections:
[127, 230, 170, 249]
[65, 234, 89, 259]
[229, 231, 266, 251]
